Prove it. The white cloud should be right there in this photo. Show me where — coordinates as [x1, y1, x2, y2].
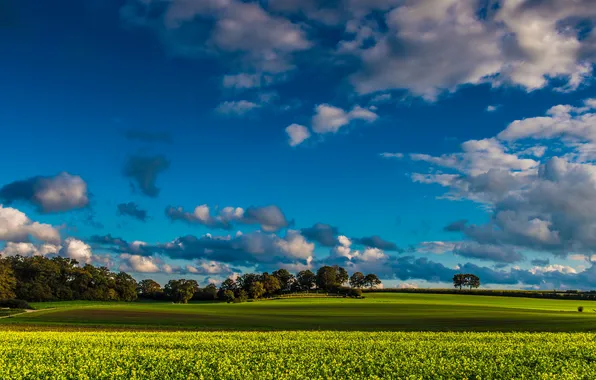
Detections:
[120, 254, 160, 273]
[122, 0, 310, 74]
[379, 152, 404, 159]
[404, 97, 596, 262]
[222, 73, 282, 89]
[417, 241, 456, 254]
[398, 282, 418, 289]
[285, 124, 311, 146]
[311, 104, 378, 134]
[0, 205, 61, 244]
[61, 238, 93, 264]
[348, 0, 596, 99]
[529, 264, 578, 275]
[486, 105, 500, 112]
[215, 100, 261, 115]
[411, 138, 538, 176]
[0, 242, 60, 257]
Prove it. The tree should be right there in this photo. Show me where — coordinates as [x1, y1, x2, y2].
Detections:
[114, 272, 138, 301]
[296, 270, 316, 291]
[349, 272, 365, 288]
[467, 274, 480, 289]
[249, 281, 265, 299]
[316, 266, 339, 291]
[237, 289, 248, 302]
[220, 278, 237, 291]
[223, 289, 235, 303]
[137, 279, 162, 298]
[453, 274, 466, 290]
[334, 265, 349, 286]
[199, 283, 218, 300]
[236, 273, 260, 292]
[260, 273, 281, 296]
[272, 269, 294, 292]
[164, 279, 196, 303]
[363, 274, 381, 289]
[0, 258, 16, 300]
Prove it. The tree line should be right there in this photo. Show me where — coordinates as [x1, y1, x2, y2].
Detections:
[0, 255, 382, 304]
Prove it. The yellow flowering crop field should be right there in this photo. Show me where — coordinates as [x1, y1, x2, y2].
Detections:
[1, 331, 596, 379]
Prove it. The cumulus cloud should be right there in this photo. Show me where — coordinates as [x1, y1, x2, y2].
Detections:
[353, 235, 401, 252]
[123, 155, 170, 198]
[222, 73, 282, 89]
[88, 234, 152, 257]
[0, 205, 61, 244]
[348, 0, 596, 99]
[184, 261, 236, 276]
[300, 223, 339, 247]
[0, 242, 60, 257]
[61, 238, 93, 264]
[241, 205, 291, 232]
[312, 104, 378, 134]
[120, 0, 596, 105]
[454, 242, 524, 264]
[417, 241, 457, 254]
[285, 124, 311, 146]
[121, 0, 310, 74]
[119, 253, 160, 273]
[117, 202, 148, 222]
[379, 152, 404, 159]
[215, 100, 261, 116]
[400, 97, 596, 264]
[156, 230, 313, 268]
[165, 204, 289, 232]
[0, 173, 89, 213]
[166, 204, 235, 230]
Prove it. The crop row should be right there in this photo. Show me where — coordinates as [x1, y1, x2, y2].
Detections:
[1, 331, 596, 379]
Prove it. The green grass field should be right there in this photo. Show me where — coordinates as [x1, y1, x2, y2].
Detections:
[2, 293, 596, 331]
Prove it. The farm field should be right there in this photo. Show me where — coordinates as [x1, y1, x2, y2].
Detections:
[1, 331, 596, 379]
[2, 293, 596, 332]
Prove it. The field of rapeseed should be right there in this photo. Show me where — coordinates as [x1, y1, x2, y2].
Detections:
[1, 331, 596, 379]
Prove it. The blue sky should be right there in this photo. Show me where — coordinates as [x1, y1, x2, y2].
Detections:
[2, 0, 596, 289]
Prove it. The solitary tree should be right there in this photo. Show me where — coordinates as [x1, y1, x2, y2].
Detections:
[349, 272, 365, 288]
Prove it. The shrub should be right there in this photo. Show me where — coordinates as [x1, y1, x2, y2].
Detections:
[349, 288, 363, 298]
[0, 299, 33, 309]
[578, 306, 584, 312]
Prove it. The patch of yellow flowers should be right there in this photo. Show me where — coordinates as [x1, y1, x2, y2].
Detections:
[1, 331, 595, 379]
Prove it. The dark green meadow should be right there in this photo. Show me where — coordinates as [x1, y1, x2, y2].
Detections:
[2, 293, 596, 332]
